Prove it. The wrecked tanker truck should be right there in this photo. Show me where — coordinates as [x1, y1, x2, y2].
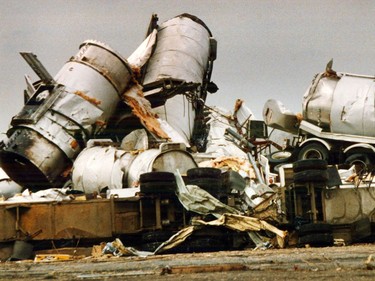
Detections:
[0, 13, 373, 262]
[0, 14, 287, 258]
[264, 60, 375, 172]
[0, 13, 217, 191]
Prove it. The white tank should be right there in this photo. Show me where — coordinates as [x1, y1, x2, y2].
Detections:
[142, 14, 215, 143]
[303, 72, 375, 136]
[0, 40, 133, 190]
[72, 142, 197, 194]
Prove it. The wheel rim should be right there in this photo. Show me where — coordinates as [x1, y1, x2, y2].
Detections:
[271, 151, 292, 160]
[302, 149, 323, 159]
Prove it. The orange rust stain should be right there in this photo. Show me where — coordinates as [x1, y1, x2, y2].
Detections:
[130, 65, 141, 78]
[122, 84, 170, 140]
[61, 165, 72, 177]
[75, 91, 101, 106]
[70, 139, 79, 150]
[234, 99, 243, 113]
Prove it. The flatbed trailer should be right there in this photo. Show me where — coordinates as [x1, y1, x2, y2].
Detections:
[0, 194, 186, 243]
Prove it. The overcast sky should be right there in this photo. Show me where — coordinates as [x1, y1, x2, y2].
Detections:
[0, 0, 374, 134]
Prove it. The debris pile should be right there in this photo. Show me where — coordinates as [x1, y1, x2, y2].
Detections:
[0, 13, 374, 263]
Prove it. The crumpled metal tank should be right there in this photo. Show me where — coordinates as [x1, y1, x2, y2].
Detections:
[303, 72, 375, 136]
[142, 14, 216, 144]
[0, 40, 133, 190]
[71, 142, 197, 194]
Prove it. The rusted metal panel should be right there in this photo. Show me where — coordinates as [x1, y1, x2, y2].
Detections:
[0, 207, 17, 240]
[113, 199, 141, 234]
[18, 201, 113, 240]
[0, 198, 145, 242]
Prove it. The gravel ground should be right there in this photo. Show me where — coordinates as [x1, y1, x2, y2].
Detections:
[1, 244, 375, 280]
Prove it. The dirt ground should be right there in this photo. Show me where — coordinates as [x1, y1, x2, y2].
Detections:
[1, 243, 375, 280]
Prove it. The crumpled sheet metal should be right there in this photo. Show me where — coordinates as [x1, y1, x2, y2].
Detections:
[200, 156, 256, 179]
[122, 84, 188, 146]
[2, 188, 73, 204]
[109, 211, 288, 258]
[204, 107, 250, 158]
[174, 170, 240, 218]
[107, 226, 196, 257]
[173, 170, 284, 248]
[233, 99, 255, 132]
[127, 29, 157, 69]
[178, 184, 240, 217]
[122, 84, 169, 140]
[193, 213, 288, 249]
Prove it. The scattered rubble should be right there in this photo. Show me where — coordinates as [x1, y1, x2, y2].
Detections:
[0, 14, 374, 278]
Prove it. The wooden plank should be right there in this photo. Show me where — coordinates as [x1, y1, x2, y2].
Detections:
[161, 263, 247, 275]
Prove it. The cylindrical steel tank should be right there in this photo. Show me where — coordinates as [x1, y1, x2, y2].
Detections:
[303, 73, 375, 136]
[71, 143, 197, 194]
[0, 40, 133, 190]
[142, 14, 214, 143]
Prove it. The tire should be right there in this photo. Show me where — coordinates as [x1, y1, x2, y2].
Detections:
[187, 168, 221, 179]
[140, 181, 176, 194]
[344, 153, 374, 174]
[222, 170, 246, 191]
[139, 171, 175, 183]
[187, 178, 224, 197]
[298, 223, 332, 235]
[298, 233, 334, 247]
[267, 151, 292, 163]
[293, 159, 328, 173]
[293, 169, 328, 184]
[267, 151, 293, 173]
[298, 143, 330, 162]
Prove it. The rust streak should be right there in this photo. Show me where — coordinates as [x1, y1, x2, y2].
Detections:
[122, 83, 170, 140]
[74, 90, 101, 106]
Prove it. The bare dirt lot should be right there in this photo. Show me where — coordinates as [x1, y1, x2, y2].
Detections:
[1, 244, 375, 280]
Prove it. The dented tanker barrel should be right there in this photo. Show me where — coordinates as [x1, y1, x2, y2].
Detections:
[303, 72, 375, 137]
[71, 143, 197, 194]
[0, 40, 133, 190]
[142, 14, 216, 143]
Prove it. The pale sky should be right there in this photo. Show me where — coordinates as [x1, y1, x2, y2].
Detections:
[1, 0, 374, 134]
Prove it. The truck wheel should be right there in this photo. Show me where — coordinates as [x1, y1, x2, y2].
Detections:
[298, 143, 330, 162]
[293, 169, 328, 184]
[187, 178, 224, 197]
[140, 171, 175, 183]
[140, 181, 177, 194]
[187, 167, 221, 179]
[345, 153, 374, 174]
[268, 151, 292, 163]
[293, 159, 327, 173]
